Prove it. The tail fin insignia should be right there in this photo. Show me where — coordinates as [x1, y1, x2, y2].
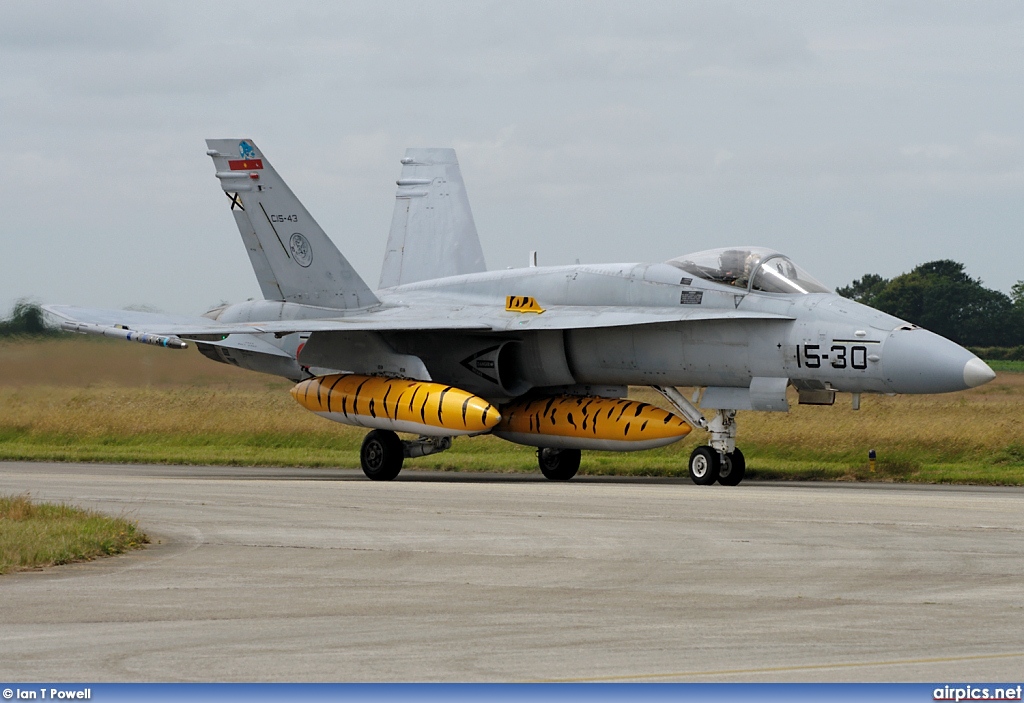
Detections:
[206, 139, 378, 310]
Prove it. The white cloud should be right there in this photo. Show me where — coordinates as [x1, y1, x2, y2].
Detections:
[0, 1, 169, 51]
[2, 0, 1023, 318]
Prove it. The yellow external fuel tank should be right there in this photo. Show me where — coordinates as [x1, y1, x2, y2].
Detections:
[494, 395, 691, 451]
[291, 374, 500, 436]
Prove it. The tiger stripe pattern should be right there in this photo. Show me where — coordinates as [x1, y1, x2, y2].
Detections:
[291, 374, 500, 435]
[495, 395, 691, 450]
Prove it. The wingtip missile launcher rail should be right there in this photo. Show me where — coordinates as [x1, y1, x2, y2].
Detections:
[61, 322, 188, 350]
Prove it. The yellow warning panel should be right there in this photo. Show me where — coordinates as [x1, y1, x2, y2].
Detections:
[505, 296, 545, 313]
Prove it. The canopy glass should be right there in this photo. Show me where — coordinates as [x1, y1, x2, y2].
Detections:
[667, 247, 831, 295]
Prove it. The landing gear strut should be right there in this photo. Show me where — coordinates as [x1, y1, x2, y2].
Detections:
[537, 447, 581, 480]
[652, 387, 748, 486]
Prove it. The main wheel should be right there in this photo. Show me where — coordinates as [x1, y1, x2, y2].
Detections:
[717, 447, 746, 486]
[688, 446, 721, 485]
[537, 447, 581, 480]
[360, 430, 404, 481]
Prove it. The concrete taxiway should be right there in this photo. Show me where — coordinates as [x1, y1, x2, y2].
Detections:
[1, 461, 1022, 682]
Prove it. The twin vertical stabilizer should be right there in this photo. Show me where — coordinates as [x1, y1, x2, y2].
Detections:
[206, 139, 378, 310]
[380, 148, 487, 288]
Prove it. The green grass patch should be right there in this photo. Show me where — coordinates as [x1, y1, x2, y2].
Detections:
[2, 430, 1022, 485]
[985, 360, 1024, 372]
[0, 494, 148, 575]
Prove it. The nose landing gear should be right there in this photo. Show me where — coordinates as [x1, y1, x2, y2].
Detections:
[687, 446, 720, 485]
[716, 447, 746, 486]
[687, 445, 746, 486]
[652, 386, 748, 486]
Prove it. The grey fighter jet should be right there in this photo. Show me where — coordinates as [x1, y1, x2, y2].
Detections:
[47, 140, 996, 485]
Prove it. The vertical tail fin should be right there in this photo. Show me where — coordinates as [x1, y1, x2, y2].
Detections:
[206, 139, 378, 310]
[379, 148, 487, 288]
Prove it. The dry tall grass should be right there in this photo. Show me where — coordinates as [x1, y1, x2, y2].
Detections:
[637, 378, 1024, 460]
[0, 336, 282, 389]
[2, 338, 1022, 482]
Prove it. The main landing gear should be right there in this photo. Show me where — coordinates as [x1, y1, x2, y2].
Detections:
[360, 430, 404, 481]
[359, 431, 453, 481]
[690, 408, 747, 486]
[537, 447, 581, 481]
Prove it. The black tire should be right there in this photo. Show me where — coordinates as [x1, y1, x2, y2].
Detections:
[717, 447, 746, 486]
[360, 430, 404, 481]
[688, 446, 721, 486]
[537, 447, 581, 480]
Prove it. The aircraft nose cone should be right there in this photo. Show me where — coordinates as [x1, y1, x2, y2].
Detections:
[963, 357, 996, 388]
[881, 328, 986, 394]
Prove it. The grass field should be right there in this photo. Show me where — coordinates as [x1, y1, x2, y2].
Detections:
[0, 493, 148, 574]
[1, 336, 1023, 484]
[986, 359, 1024, 373]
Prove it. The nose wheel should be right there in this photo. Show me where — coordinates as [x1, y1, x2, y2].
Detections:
[688, 446, 746, 486]
[688, 446, 720, 485]
[717, 447, 746, 486]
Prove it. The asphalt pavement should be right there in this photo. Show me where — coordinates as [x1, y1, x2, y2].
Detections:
[1, 462, 1022, 682]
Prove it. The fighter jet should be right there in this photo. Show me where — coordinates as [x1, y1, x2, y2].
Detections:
[46, 139, 997, 485]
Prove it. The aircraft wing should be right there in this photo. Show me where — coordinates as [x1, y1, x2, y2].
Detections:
[45, 305, 234, 332]
[43, 304, 492, 339]
[45, 304, 793, 339]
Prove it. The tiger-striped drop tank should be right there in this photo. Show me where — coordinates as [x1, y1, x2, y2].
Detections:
[291, 375, 500, 436]
[494, 396, 691, 451]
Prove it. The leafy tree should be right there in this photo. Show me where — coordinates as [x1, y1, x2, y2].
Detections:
[1011, 280, 1024, 309]
[0, 300, 56, 337]
[839, 261, 1022, 347]
[836, 273, 889, 306]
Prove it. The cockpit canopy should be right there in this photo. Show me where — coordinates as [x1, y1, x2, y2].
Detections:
[667, 247, 831, 295]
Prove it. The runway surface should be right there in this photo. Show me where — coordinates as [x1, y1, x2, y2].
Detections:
[1, 461, 1022, 682]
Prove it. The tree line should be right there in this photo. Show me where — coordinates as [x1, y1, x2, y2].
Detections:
[837, 260, 1024, 357]
[0, 300, 56, 337]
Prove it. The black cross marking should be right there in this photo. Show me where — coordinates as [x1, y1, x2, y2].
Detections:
[226, 192, 244, 211]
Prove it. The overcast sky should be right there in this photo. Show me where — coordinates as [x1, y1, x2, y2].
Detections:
[2, 1, 1022, 315]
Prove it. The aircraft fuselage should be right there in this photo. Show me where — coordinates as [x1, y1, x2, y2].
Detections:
[202, 260, 986, 406]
